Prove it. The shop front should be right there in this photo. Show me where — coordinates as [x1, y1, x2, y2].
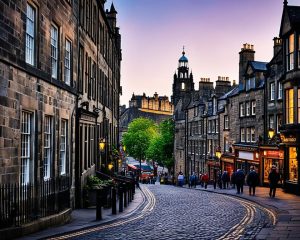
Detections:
[220, 153, 235, 176]
[260, 147, 284, 186]
[234, 145, 260, 177]
[207, 160, 220, 181]
[280, 133, 300, 195]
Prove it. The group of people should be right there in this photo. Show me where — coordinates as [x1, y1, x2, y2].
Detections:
[177, 165, 281, 198]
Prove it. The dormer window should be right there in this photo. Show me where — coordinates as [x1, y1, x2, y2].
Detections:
[245, 77, 255, 91]
[286, 33, 295, 71]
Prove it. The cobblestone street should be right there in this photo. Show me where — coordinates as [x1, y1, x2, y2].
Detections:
[52, 185, 274, 240]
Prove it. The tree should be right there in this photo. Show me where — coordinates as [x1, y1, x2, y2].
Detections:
[146, 119, 174, 171]
[122, 118, 158, 161]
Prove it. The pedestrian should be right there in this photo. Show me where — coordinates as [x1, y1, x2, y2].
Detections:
[213, 169, 217, 189]
[268, 165, 280, 198]
[221, 171, 230, 189]
[202, 173, 209, 189]
[231, 171, 236, 189]
[199, 173, 203, 187]
[178, 172, 184, 187]
[217, 171, 222, 189]
[246, 166, 259, 196]
[235, 169, 245, 194]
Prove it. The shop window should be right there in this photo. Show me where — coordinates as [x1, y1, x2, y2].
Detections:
[289, 147, 298, 182]
[286, 89, 294, 124]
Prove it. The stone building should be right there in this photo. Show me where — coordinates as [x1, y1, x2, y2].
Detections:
[120, 93, 173, 141]
[0, 0, 122, 234]
[75, 0, 122, 207]
[278, 1, 300, 194]
[0, 0, 77, 233]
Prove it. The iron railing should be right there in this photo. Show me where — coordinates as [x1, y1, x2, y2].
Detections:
[0, 176, 70, 229]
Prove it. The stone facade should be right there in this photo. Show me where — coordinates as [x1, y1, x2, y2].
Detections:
[0, 0, 77, 187]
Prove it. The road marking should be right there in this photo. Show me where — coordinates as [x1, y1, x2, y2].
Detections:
[45, 186, 156, 240]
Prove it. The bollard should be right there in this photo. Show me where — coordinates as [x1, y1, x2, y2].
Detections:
[96, 189, 102, 220]
[123, 183, 127, 208]
[128, 183, 131, 203]
[112, 187, 117, 215]
[132, 182, 135, 200]
[118, 186, 123, 213]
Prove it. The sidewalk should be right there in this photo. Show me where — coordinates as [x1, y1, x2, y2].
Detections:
[192, 184, 300, 239]
[19, 187, 144, 240]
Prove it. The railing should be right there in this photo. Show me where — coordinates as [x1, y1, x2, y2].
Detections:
[0, 176, 70, 229]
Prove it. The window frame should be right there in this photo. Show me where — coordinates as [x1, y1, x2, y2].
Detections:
[246, 101, 250, 116]
[240, 103, 245, 117]
[50, 24, 59, 79]
[60, 119, 67, 175]
[251, 127, 256, 142]
[44, 116, 53, 180]
[278, 82, 283, 100]
[64, 38, 72, 85]
[270, 82, 275, 101]
[286, 33, 295, 71]
[25, 3, 36, 66]
[251, 101, 256, 115]
[224, 115, 229, 130]
[286, 88, 294, 124]
[240, 128, 245, 142]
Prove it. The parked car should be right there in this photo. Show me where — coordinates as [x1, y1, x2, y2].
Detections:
[140, 171, 154, 184]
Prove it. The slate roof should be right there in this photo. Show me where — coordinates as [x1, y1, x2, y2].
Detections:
[287, 5, 300, 26]
[249, 61, 268, 71]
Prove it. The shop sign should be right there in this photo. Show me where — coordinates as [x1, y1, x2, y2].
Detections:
[280, 134, 296, 143]
[239, 151, 254, 160]
[263, 150, 284, 159]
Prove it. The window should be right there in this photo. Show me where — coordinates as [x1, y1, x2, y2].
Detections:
[224, 115, 229, 129]
[211, 120, 215, 133]
[240, 103, 245, 117]
[289, 147, 298, 182]
[246, 127, 251, 142]
[213, 98, 217, 115]
[51, 25, 58, 79]
[216, 119, 219, 133]
[251, 127, 256, 142]
[286, 33, 294, 71]
[44, 116, 52, 180]
[78, 45, 84, 93]
[278, 82, 283, 100]
[208, 120, 211, 133]
[64, 39, 71, 85]
[269, 115, 274, 129]
[270, 82, 275, 100]
[181, 82, 185, 90]
[25, 3, 36, 65]
[246, 102, 250, 116]
[60, 120, 67, 175]
[277, 115, 282, 133]
[241, 128, 245, 142]
[246, 77, 255, 91]
[224, 138, 229, 152]
[21, 111, 33, 184]
[286, 89, 294, 124]
[251, 101, 256, 115]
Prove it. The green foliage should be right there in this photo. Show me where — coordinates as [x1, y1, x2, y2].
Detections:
[146, 119, 174, 171]
[122, 118, 158, 160]
[86, 176, 113, 189]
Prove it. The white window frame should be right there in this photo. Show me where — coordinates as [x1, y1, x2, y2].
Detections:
[251, 127, 256, 142]
[51, 25, 58, 79]
[21, 111, 33, 185]
[25, 3, 36, 65]
[286, 33, 294, 71]
[246, 127, 251, 142]
[60, 120, 67, 175]
[241, 128, 245, 142]
[64, 39, 71, 85]
[181, 82, 185, 90]
[269, 115, 275, 130]
[44, 116, 52, 180]
[240, 103, 245, 117]
[278, 82, 283, 100]
[246, 102, 250, 116]
[224, 115, 229, 129]
[251, 101, 256, 115]
[270, 82, 275, 101]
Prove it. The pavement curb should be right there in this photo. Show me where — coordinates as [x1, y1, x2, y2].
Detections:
[42, 187, 148, 239]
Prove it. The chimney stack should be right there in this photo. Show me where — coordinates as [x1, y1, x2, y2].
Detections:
[239, 43, 255, 84]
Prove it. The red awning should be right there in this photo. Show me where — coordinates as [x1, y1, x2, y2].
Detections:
[127, 164, 138, 170]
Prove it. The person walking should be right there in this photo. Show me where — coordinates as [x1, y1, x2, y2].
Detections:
[235, 169, 245, 194]
[221, 171, 230, 189]
[231, 171, 236, 189]
[178, 172, 184, 187]
[268, 165, 280, 198]
[246, 166, 259, 196]
[202, 173, 209, 189]
[189, 172, 196, 188]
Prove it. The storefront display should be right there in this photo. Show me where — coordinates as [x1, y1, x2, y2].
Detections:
[289, 147, 298, 182]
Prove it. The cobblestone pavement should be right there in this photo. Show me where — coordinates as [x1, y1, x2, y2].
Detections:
[49, 185, 275, 240]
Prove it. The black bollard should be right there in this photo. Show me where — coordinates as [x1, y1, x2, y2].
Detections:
[128, 183, 131, 203]
[96, 189, 102, 220]
[112, 187, 117, 214]
[123, 183, 127, 208]
[118, 186, 123, 213]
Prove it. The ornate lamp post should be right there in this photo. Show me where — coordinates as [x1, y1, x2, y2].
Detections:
[99, 138, 106, 171]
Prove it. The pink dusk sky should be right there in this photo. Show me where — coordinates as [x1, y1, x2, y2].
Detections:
[106, 0, 298, 106]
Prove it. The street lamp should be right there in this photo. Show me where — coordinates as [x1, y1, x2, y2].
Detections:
[268, 128, 275, 140]
[215, 148, 222, 159]
[99, 138, 106, 171]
